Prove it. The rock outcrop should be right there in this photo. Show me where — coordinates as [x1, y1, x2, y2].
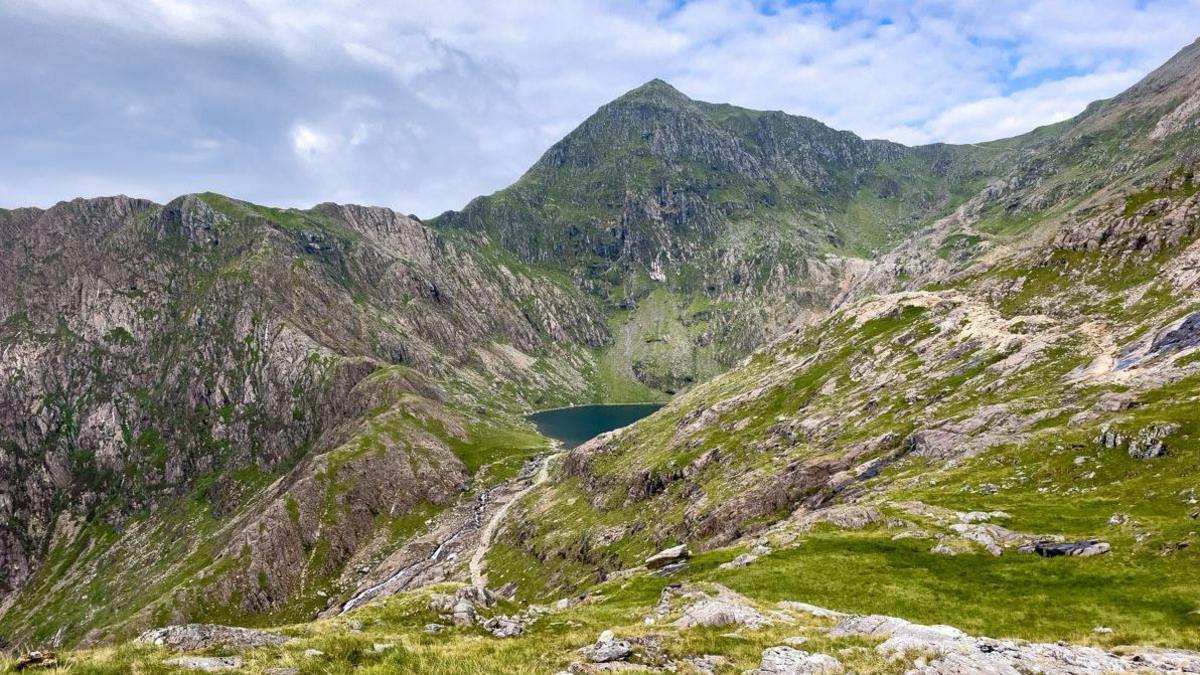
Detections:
[755, 646, 842, 674]
[136, 624, 291, 652]
[831, 612, 1200, 674]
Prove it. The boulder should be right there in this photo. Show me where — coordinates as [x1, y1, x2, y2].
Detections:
[13, 651, 58, 671]
[579, 630, 633, 663]
[429, 591, 478, 626]
[795, 505, 882, 531]
[137, 624, 291, 652]
[757, 646, 842, 674]
[1028, 540, 1110, 557]
[644, 544, 690, 570]
[482, 615, 525, 638]
[675, 597, 772, 629]
[1129, 423, 1179, 459]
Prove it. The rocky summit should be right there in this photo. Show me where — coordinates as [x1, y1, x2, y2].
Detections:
[2, 31, 1200, 675]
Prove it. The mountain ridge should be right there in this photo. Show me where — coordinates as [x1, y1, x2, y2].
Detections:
[2, 38, 1200, 672]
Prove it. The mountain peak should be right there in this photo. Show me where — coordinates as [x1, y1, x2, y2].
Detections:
[617, 78, 691, 105]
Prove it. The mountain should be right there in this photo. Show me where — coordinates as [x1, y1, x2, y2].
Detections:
[0, 193, 611, 643]
[480, 36, 1200, 635]
[435, 79, 998, 391]
[3, 36, 1200, 674]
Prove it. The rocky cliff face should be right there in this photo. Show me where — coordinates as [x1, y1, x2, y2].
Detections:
[435, 80, 996, 391]
[0, 193, 609, 643]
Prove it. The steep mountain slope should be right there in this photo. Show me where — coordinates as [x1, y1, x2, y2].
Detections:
[485, 39, 1200, 644]
[436, 80, 998, 391]
[850, 36, 1200, 300]
[0, 193, 614, 644]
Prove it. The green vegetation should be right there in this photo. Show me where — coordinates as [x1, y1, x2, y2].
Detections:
[1123, 168, 1199, 216]
[711, 532, 1200, 649]
[1, 575, 907, 675]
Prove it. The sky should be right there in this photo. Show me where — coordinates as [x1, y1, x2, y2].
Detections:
[2, 1, 1199, 217]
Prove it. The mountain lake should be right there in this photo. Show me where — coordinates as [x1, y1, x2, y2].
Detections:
[528, 403, 664, 448]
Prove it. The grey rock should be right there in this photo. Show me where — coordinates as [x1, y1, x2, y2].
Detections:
[1029, 540, 1110, 557]
[430, 591, 479, 626]
[684, 654, 728, 674]
[675, 597, 771, 629]
[164, 656, 242, 671]
[1150, 312, 1200, 353]
[12, 651, 58, 670]
[644, 544, 690, 569]
[1129, 423, 1180, 459]
[830, 611, 1200, 674]
[757, 646, 843, 674]
[494, 581, 518, 600]
[719, 553, 759, 570]
[795, 505, 882, 531]
[137, 624, 290, 652]
[482, 615, 525, 638]
[567, 662, 645, 673]
[653, 560, 689, 576]
[579, 630, 633, 663]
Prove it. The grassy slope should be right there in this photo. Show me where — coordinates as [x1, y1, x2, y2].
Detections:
[4, 572, 920, 675]
[474, 168, 1200, 650]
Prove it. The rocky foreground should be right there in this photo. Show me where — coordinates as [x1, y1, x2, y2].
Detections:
[16, 575, 1199, 674]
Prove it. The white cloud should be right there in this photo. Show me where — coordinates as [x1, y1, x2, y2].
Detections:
[291, 124, 333, 157]
[1, 0, 1199, 215]
[920, 69, 1147, 143]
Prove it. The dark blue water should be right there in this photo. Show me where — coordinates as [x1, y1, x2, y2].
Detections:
[528, 403, 663, 448]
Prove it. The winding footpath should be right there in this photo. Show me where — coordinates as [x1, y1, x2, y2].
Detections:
[336, 448, 560, 614]
[469, 450, 558, 589]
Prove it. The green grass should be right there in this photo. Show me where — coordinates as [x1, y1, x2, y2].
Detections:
[17, 573, 909, 675]
[709, 532, 1200, 649]
[1123, 169, 1199, 216]
[446, 423, 550, 478]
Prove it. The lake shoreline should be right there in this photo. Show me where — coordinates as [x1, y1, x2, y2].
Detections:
[527, 402, 664, 449]
[525, 400, 668, 414]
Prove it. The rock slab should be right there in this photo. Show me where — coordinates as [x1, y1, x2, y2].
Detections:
[164, 656, 243, 671]
[644, 544, 690, 570]
[757, 646, 843, 674]
[137, 624, 291, 652]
